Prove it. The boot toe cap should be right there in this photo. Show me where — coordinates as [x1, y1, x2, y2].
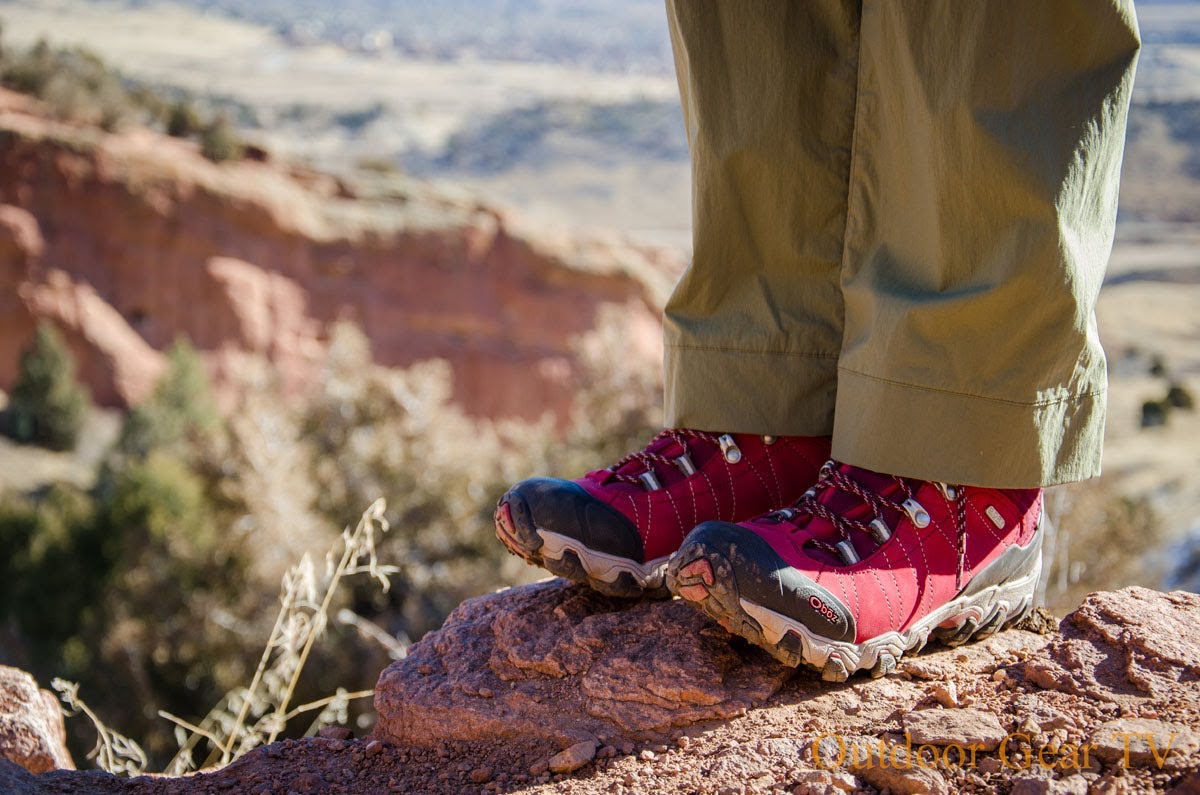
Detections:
[503, 477, 645, 562]
[680, 521, 856, 643]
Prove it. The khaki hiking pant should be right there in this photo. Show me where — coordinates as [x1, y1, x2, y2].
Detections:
[663, 0, 1140, 489]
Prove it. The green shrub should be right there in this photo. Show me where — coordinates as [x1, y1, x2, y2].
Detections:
[1167, 383, 1195, 411]
[200, 116, 243, 163]
[0, 484, 104, 657]
[165, 101, 200, 138]
[1, 38, 55, 96]
[105, 453, 220, 561]
[1140, 399, 1168, 428]
[0, 454, 246, 763]
[2, 41, 130, 128]
[5, 323, 91, 450]
[355, 155, 399, 174]
[118, 338, 218, 459]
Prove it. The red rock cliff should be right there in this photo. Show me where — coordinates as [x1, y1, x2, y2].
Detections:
[0, 88, 677, 420]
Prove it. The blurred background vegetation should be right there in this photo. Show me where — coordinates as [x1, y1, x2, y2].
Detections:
[0, 315, 660, 763]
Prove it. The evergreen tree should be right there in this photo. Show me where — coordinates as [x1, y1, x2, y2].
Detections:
[200, 115, 242, 163]
[118, 337, 218, 458]
[6, 323, 91, 450]
[165, 100, 200, 138]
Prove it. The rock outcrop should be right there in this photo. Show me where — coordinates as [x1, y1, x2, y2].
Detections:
[0, 88, 676, 420]
[0, 666, 72, 774]
[374, 579, 792, 747]
[7, 584, 1200, 794]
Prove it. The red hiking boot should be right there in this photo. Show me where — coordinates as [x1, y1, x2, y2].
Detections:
[494, 430, 830, 598]
[667, 461, 1044, 679]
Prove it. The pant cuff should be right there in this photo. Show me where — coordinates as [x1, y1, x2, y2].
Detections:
[831, 368, 1105, 488]
[663, 345, 838, 437]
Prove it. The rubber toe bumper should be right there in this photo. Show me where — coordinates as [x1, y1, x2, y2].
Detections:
[668, 521, 857, 644]
[495, 478, 668, 598]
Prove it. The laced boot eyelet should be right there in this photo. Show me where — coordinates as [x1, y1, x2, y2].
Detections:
[638, 471, 662, 492]
[718, 434, 742, 464]
[675, 453, 696, 476]
[902, 498, 931, 528]
[834, 540, 860, 565]
[936, 482, 959, 500]
[868, 518, 892, 544]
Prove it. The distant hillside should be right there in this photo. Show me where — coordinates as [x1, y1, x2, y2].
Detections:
[1121, 99, 1200, 222]
[83, 0, 675, 72]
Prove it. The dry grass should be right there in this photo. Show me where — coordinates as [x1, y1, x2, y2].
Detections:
[56, 499, 401, 776]
[1041, 480, 1165, 614]
[52, 678, 149, 777]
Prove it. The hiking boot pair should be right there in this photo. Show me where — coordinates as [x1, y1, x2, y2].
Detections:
[495, 429, 1043, 680]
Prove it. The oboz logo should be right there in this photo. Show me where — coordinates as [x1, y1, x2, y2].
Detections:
[809, 595, 840, 625]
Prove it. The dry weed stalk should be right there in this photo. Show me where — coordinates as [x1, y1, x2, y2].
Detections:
[52, 678, 149, 777]
[56, 499, 402, 777]
[158, 497, 399, 773]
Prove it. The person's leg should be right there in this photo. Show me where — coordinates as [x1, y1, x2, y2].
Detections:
[669, 0, 1140, 677]
[663, 0, 860, 438]
[834, 0, 1140, 488]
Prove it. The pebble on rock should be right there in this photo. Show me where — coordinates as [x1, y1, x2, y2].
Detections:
[548, 740, 598, 774]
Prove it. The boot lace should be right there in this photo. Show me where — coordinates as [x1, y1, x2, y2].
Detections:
[607, 428, 724, 487]
[769, 461, 970, 589]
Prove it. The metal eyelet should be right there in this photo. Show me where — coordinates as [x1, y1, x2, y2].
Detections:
[868, 518, 892, 544]
[638, 471, 662, 492]
[718, 434, 742, 464]
[762, 435, 777, 445]
[902, 498, 931, 528]
[765, 507, 794, 524]
[834, 540, 860, 566]
[675, 453, 697, 476]
[936, 482, 959, 500]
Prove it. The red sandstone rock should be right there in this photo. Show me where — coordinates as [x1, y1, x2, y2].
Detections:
[0, 666, 73, 774]
[372, 579, 792, 747]
[0, 87, 675, 419]
[902, 707, 1008, 752]
[1018, 587, 1200, 702]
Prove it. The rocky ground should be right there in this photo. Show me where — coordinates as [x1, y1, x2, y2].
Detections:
[4, 581, 1200, 794]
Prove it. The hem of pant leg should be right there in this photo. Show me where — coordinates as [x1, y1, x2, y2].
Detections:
[830, 367, 1105, 489]
[662, 344, 839, 437]
[837, 367, 1107, 408]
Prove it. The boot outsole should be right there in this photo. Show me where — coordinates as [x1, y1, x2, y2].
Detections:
[666, 524, 1043, 681]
